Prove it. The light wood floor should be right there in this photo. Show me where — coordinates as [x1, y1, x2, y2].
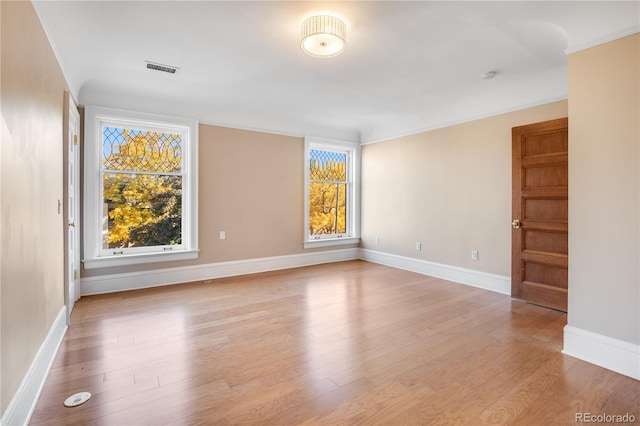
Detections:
[31, 260, 638, 425]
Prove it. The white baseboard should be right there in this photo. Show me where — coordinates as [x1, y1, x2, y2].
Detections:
[360, 248, 511, 295]
[1, 307, 67, 426]
[81, 248, 360, 296]
[562, 325, 640, 380]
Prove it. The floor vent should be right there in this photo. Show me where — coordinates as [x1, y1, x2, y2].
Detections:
[145, 61, 178, 74]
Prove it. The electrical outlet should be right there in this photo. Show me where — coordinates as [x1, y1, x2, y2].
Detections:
[219, 231, 226, 240]
[471, 250, 479, 260]
[416, 242, 422, 251]
[375, 236, 379, 244]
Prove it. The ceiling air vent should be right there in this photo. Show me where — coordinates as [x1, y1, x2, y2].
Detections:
[145, 61, 179, 74]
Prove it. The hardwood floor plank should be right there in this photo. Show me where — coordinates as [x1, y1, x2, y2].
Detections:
[29, 260, 637, 425]
[299, 381, 412, 425]
[599, 376, 640, 419]
[479, 354, 578, 424]
[258, 378, 376, 426]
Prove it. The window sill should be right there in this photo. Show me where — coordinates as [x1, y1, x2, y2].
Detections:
[303, 237, 360, 249]
[83, 249, 199, 270]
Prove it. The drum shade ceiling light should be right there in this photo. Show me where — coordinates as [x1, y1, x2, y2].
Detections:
[301, 15, 346, 58]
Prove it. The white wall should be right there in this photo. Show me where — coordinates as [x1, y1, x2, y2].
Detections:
[567, 34, 639, 346]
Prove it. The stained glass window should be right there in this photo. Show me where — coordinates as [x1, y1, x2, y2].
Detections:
[101, 126, 184, 250]
[83, 105, 198, 269]
[308, 147, 351, 237]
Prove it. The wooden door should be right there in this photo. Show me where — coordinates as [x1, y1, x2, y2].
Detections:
[512, 118, 568, 312]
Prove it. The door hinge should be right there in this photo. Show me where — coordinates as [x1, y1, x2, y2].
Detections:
[73, 134, 78, 145]
[73, 269, 79, 280]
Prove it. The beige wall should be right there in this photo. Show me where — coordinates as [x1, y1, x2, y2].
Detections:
[361, 101, 568, 277]
[568, 34, 639, 345]
[197, 125, 305, 261]
[1, 1, 67, 414]
[82, 123, 355, 278]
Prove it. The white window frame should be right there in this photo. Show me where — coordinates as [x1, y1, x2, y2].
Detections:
[304, 136, 360, 248]
[83, 105, 198, 269]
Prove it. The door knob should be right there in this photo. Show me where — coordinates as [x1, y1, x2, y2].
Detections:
[512, 219, 521, 229]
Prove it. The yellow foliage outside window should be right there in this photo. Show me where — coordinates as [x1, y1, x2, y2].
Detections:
[102, 129, 182, 248]
[308, 150, 348, 236]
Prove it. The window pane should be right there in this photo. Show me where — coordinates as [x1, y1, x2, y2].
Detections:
[309, 182, 347, 235]
[309, 149, 347, 181]
[102, 173, 182, 249]
[103, 127, 182, 173]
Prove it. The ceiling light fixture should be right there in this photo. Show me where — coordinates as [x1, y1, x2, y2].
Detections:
[300, 15, 346, 58]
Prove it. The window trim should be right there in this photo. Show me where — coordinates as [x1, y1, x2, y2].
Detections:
[304, 136, 360, 248]
[83, 105, 199, 269]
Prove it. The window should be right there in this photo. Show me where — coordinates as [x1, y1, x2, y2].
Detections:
[83, 106, 198, 268]
[304, 136, 360, 248]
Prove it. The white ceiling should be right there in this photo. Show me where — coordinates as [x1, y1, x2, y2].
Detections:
[34, 1, 639, 143]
